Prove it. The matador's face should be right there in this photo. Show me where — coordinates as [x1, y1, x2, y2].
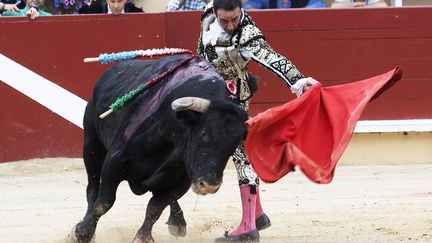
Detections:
[215, 6, 241, 35]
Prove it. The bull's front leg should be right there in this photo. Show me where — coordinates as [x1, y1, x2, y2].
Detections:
[133, 177, 190, 243]
[71, 155, 123, 243]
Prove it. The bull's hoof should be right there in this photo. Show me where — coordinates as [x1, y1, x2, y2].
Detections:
[68, 224, 95, 243]
[68, 226, 79, 243]
[166, 209, 187, 237]
[168, 224, 187, 237]
[214, 230, 259, 242]
[133, 235, 154, 243]
[256, 213, 271, 231]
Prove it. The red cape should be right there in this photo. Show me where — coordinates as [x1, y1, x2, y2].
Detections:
[245, 67, 403, 184]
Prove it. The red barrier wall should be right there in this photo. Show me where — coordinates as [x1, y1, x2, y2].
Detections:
[1, 7, 431, 162]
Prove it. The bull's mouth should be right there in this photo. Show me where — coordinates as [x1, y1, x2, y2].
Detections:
[191, 178, 221, 195]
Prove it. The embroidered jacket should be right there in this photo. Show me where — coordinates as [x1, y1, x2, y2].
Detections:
[197, 2, 304, 109]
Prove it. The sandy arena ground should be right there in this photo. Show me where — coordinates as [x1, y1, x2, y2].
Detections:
[0, 158, 431, 243]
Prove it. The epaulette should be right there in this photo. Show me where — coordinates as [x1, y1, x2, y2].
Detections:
[237, 14, 266, 48]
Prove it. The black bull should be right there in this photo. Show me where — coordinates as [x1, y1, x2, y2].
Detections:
[70, 54, 249, 243]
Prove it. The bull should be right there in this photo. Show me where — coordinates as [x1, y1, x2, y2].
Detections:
[70, 54, 249, 243]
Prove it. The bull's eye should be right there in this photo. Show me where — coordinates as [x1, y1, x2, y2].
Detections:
[200, 130, 208, 141]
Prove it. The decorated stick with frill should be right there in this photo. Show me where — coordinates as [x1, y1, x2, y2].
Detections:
[99, 55, 197, 119]
[83, 48, 193, 64]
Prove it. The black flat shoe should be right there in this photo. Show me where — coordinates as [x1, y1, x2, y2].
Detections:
[214, 229, 259, 242]
[256, 213, 271, 231]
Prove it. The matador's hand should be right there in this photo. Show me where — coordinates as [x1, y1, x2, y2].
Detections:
[291, 77, 319, 97]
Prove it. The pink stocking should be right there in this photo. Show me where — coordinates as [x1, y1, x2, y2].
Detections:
[229, 185, 257, 236]
[255, 187, 264, 219]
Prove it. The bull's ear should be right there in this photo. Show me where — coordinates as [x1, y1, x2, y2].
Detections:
[218, 103, 248, 138]
[175, 110, 201, 125]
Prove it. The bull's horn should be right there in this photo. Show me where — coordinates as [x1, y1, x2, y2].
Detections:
[171, 97, 210, 113]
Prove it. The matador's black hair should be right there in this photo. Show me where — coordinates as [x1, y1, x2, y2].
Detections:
[213, 0, 242, 12]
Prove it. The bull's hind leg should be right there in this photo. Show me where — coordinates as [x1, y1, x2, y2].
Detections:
[82, 126, 107, 216]
[167, 201, 187, 237]
[133, 178, 190, 243]
[71, 153, 124, 243]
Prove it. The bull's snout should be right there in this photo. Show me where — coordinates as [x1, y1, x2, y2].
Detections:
[192, 177, 222, 195]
